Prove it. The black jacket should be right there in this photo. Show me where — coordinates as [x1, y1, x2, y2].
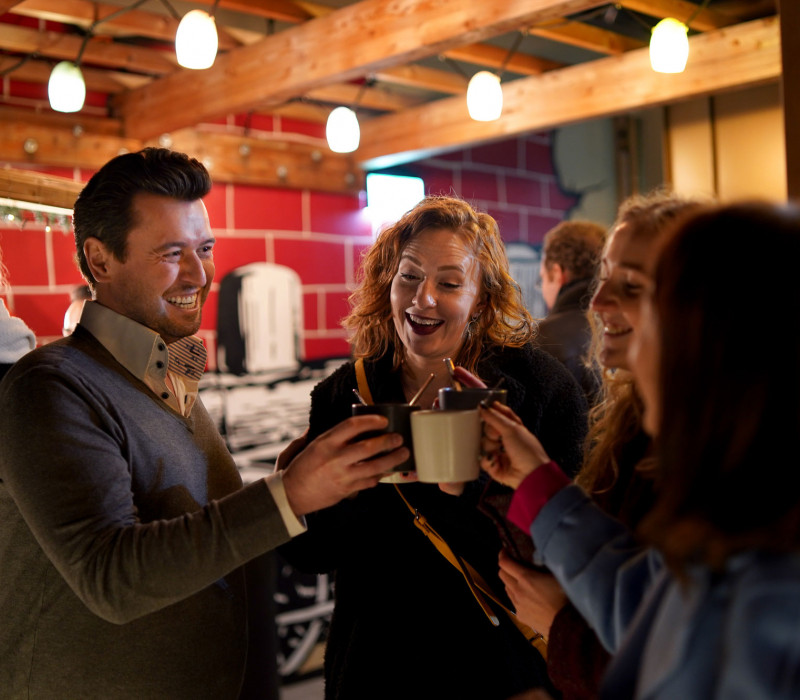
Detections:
[281, 343, 587, 700]
[535, 277, 600, 405]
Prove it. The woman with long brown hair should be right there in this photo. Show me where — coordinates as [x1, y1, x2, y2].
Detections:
[481, 200, 800, 698]
[494, 191, 702, 698]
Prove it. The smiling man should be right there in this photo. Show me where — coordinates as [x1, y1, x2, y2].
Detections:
[0, 148, 408, 699]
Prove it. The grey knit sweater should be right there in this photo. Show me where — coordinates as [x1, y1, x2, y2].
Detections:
[0, 327, 290, 699]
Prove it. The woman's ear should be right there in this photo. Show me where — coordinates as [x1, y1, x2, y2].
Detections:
[83, 237, 113, 284]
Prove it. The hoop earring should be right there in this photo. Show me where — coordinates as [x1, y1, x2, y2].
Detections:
[466, 313, 481, 337]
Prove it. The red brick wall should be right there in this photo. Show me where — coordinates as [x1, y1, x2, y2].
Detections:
[0, 124, 577, 366]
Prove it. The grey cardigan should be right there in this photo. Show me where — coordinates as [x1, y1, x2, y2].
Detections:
[0, 327, 290, 699]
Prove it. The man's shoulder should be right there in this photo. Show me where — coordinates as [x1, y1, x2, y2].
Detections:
[1, 332, 115, 395]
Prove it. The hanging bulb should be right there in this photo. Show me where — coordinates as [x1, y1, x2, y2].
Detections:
[176, 10, 218, 70]
[326, 107, 360, 153]
[48, 61, 86, 113]
[467, 71, 503, 122]
[650, 18, 689, 74]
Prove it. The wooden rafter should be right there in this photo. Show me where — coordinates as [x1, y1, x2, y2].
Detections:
[0, 167, 83, 209]
[111, 0, 609, 140]
[0, 24, 177, 75]
[11, 0, 243, 49]
[616, 0, 729, 31]
[527, 19, 646, 55]
[357, 17, 781, 169]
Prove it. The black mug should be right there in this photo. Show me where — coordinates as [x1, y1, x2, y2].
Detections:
[351, 403, 420, 473]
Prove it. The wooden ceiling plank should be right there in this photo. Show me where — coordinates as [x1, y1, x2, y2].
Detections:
[442, 42, 562, 75]
[191, 0, 313, 23]
[304, 83, 422, 112]
[616, 0, 729, 31]
[527, 20, 646, 55]
[0, 24, 177, 75]
[0, 0, 23, 13]
[0, 167, 83, 209]
[0, 55, 140, 93]
[0, 105, 124, 135]
[371, 64, 468, 95]
[159, 128, 363, 193]
[0, 119, 361, 194]
[357, 17, 781, 169]
[112, 0, 610, 140]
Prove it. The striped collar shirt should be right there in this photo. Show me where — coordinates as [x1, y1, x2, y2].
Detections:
[78, 301, 206, 416]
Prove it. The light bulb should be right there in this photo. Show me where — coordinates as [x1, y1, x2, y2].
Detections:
[467, 71, 503, 122]
[48, 61, 86, 113]
[326, 107, 360, 153]
[650, 18, 689, 74]
[176, 10, 218, 70]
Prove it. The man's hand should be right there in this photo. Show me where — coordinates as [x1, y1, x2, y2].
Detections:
[499, 551, 566, 638]
[280, 415, 409, 516]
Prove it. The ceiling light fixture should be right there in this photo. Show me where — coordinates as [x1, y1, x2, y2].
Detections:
[176, 10, 218, 69]
[326, 106, 360, 153]
[176, 1, 221, 70]
[465, 31, 523, 122]
[467, 71, 503, 122]
[48, 61, 86, 113]
[46, 0, 150, 113]
[649, 0, 711, 75]
[326, 79, 372, 154]
[649, 18, 689, 73]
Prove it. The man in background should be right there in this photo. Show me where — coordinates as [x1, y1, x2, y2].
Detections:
[536, 219, 606, 404]
[0, 148, 407, 699]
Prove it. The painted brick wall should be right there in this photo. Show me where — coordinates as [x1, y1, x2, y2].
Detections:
[399, 132, 578, 245]
[0, 122, 577, 366]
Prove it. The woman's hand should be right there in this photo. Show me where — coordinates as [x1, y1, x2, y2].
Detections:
[479, 402, 551, 489]
[499, 551, 566, 639]
[451, 365, 486, 389]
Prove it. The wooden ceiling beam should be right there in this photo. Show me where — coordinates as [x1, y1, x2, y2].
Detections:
[195, 0, 314, 23]
[616, 0, 729, 31]
[0, 24, 177, 75]
[303, 83, 422, 112]
[442, 42, 561, 76]
[527, 19, 646, 55]
[0, 55, 150, 93]
[0, 167, 83, 209]
[357, 17, 781, 169]
[0, 105, 125, 135]
[111, 0, 609, 140]
[0, 116, 362, 194]
[10, 0, 243, 49]
[161, 128, 363, 193]
[372, 64, 469, 95]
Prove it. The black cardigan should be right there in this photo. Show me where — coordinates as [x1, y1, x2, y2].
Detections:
[281, 343, 587, 700]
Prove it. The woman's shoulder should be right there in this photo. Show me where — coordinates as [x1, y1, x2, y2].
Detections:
[486, 342, 584, 396]
[310, 359, 357, 401]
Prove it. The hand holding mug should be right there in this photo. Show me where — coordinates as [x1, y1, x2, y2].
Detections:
[281, 415, 409, 516]
[479, 402, 551, 489]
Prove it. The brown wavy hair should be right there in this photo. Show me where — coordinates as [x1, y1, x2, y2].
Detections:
[576, 190, 705, 496]
[640, 202, 800, 572]
[344, 195, 534, 374]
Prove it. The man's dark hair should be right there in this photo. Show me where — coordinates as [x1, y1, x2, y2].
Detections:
[542, 220, 606, 280]
[73, 148, 212, 286]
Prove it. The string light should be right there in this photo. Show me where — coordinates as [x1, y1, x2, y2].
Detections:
[48, 60, 86, 113]
[650, 18, 689, 73]
[326, 106, 360, 153]
[467, 71, 503, 121]
[176, 7, 219, 70]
